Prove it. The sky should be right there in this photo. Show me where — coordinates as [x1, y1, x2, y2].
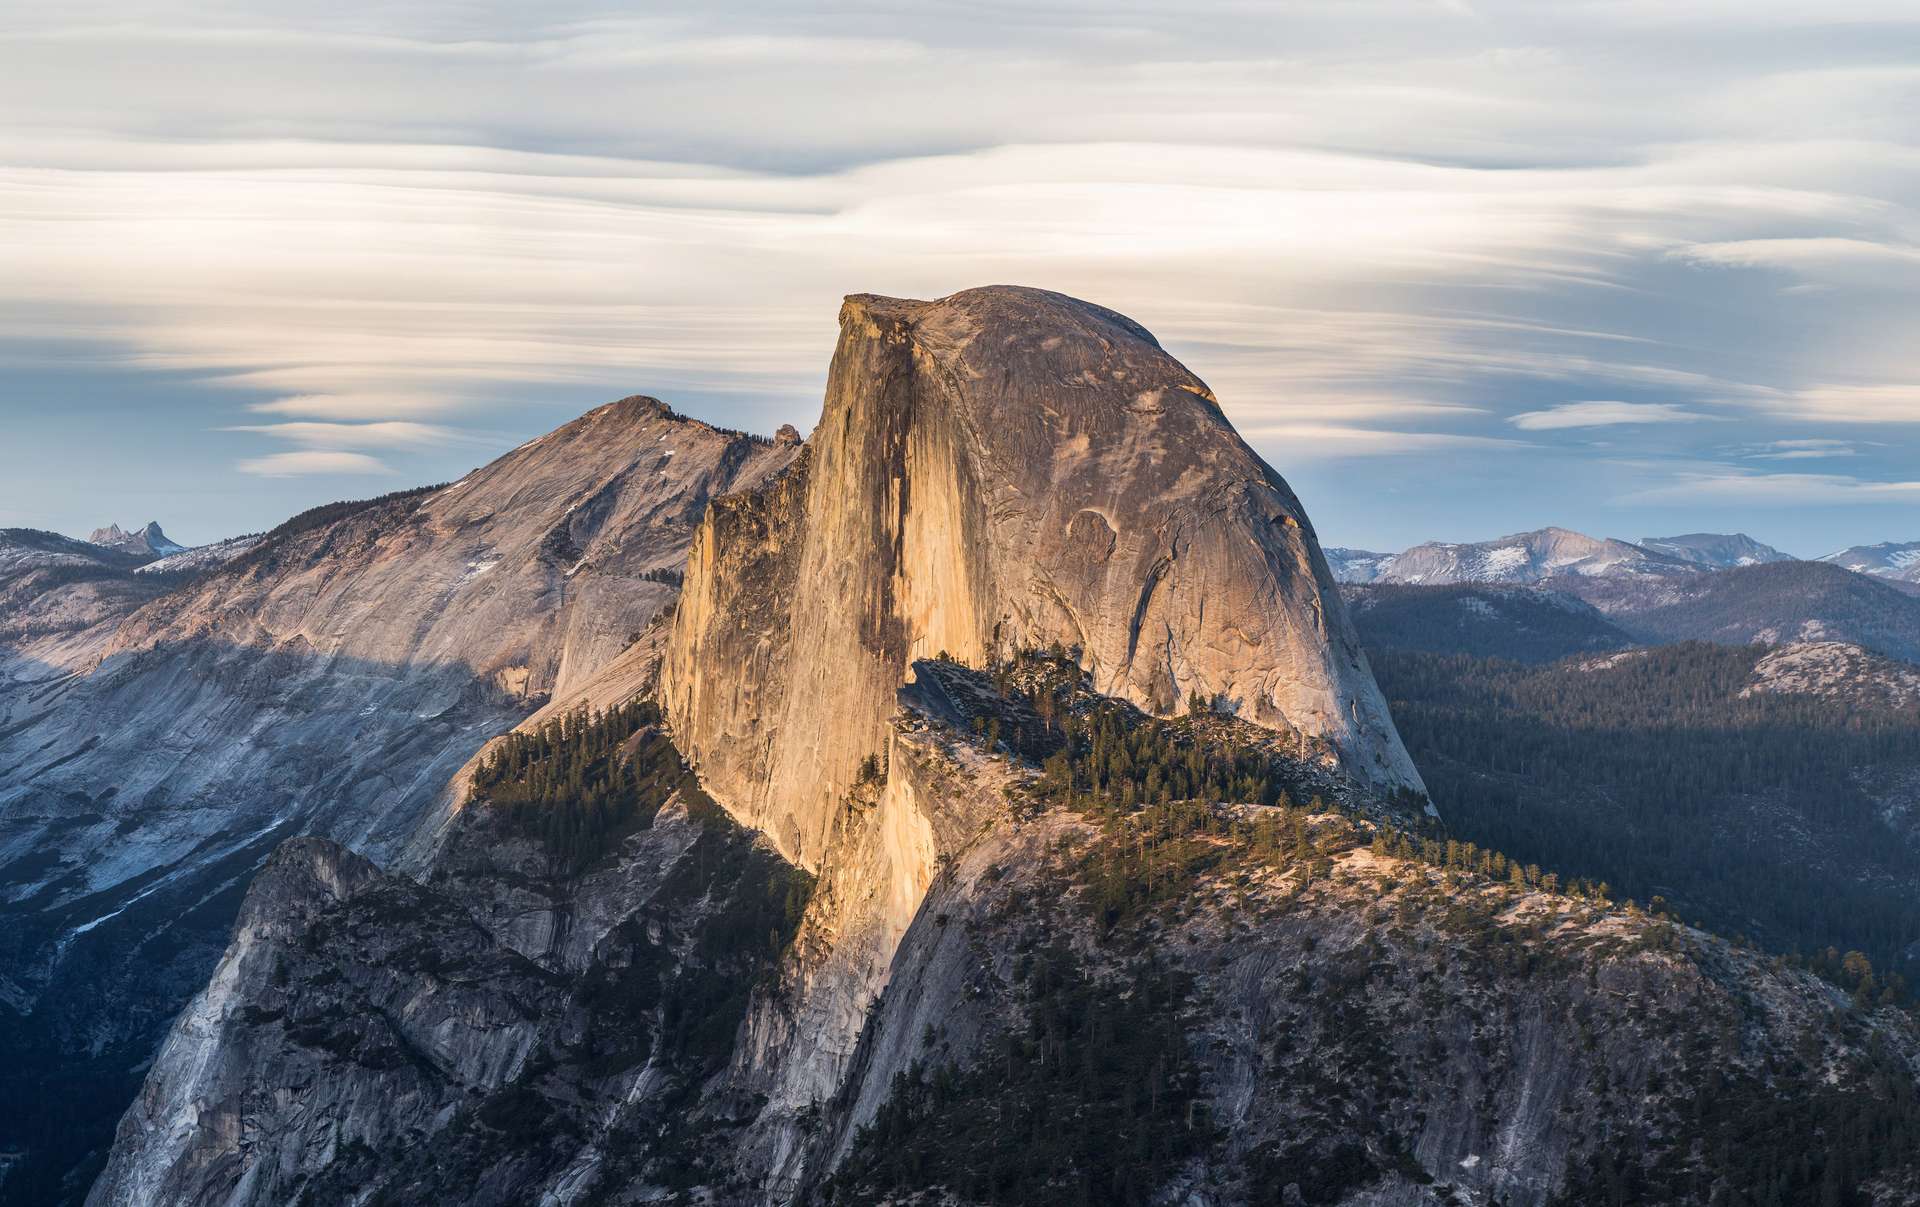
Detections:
[1, 1, 1917, 556]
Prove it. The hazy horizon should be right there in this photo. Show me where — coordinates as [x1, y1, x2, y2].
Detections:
[4, 2, 1917, 554]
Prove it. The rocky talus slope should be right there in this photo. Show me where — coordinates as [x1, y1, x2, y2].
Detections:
[82, 288, 1920, 1207]
[0, 398, 797, 1202]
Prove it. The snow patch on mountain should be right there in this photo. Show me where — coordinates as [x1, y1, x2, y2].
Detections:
[1819, 540, 1920, 585]
[1336, 527, 1698, 586]
[134, 535, 262, 576]
[1638, 533, 1793, 571]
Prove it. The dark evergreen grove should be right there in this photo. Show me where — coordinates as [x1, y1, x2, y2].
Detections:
[824, 944, 1213, 1206]
[472, 699, 697, 875]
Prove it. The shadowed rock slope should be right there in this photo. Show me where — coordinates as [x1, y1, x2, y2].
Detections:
[0, 398, 797, 1204]
[663, 286, 1419, 872]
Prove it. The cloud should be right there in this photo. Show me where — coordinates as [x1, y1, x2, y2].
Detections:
[236, 450, 394, 477]
[1509, 401, 1713, 430]
[3, 0, 1920, 554]
[1671, 238, 1920, 277]
[1240, 423, 1531, 457]
[1626, 468, 1920, 504]
[1737, 438, 1865, 460]
[1768, 384, 1920, 424]
[245, 394, 465, 420]
[221, 420, 466, 448]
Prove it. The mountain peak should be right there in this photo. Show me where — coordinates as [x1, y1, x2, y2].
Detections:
[840, 285, 1169, 355]
[665, 285, 1422, 866]
[1818, 538, 1920, 585]
[88, 521, 186, 558]
[1637, 531, 1793, 570]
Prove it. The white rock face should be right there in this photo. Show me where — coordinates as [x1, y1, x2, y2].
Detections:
[1324, 546, 1395, 583]
[662, 286, 1421, 871]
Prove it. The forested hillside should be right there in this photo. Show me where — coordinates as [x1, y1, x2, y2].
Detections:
[1343, 583, 1633, 662]
[1372, 643, 1920, 975]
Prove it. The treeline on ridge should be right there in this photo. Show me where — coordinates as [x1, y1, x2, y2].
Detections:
[472, 698, 711, 873]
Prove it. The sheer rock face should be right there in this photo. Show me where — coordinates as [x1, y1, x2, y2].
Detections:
[663, 286, 1420, 869]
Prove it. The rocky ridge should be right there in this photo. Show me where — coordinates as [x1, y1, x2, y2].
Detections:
[1636, 531, 1793, 570]
[1821, 539, 1920, 586]
[1333, 528, 1696, 586]
[1558, 559, 1920, 664]
[0, 398, 797, 1203]
[1741, 640, 1920, 708]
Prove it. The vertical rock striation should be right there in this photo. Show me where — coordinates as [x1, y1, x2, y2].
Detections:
[662, 286, 1420, 871]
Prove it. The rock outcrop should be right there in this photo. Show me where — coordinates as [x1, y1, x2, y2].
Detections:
[87, 523, 186, 560]
[663, 286, 1420, 872]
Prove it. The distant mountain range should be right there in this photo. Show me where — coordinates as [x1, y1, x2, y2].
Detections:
[1346, 561, 1920, 666]
[1331, 526, 1920, 592]
[1558, 560, 1920, 664]
[1326, 526, 1795, 585]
